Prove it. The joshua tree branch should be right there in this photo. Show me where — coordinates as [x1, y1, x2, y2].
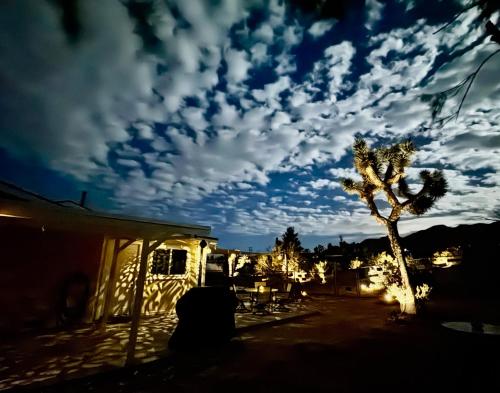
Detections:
[365, 166, 385, 189]
[387, 171, 405, 185]
[384, 163, 394, 183]
[389, 204, 402, 222]
[383, 185, 402, 209]
[365, 194, 388, 225]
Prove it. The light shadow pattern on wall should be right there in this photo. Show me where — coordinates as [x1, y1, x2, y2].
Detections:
[111, 239, 201, 318]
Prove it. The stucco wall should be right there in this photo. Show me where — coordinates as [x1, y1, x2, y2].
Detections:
[110, 239, 204, 317]
[0, 223, 103, 333]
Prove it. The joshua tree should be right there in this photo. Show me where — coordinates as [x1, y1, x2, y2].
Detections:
[341, 138, 448, 314]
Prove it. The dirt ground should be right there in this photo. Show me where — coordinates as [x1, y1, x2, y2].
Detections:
[18, 296, 500, 393]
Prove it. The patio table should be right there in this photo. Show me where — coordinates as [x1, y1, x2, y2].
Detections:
[244, 288, 278, 311]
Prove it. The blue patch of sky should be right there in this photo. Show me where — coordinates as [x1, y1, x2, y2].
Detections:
[0, 148, 113, 210]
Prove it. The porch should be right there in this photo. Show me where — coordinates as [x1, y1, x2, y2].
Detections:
[0, 302, 316, 391]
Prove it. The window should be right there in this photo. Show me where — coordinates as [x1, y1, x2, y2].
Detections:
[151, 249, 187, 275]
[151, 249, 169, 275]
[170, 249, 188, 275]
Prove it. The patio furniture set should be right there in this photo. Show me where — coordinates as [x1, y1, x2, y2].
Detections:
[233, 281, 299, 315]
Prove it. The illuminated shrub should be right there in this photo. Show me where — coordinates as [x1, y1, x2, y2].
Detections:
[349, 258, 363, 269]
[313, 261, 328, 284]
[365, 252, 433, 307]
[432, 247, 462, 268]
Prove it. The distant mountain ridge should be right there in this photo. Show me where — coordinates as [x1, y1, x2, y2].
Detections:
[358, 221, 500, 259]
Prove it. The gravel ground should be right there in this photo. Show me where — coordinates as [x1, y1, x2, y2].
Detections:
[13, 296, 500, 393]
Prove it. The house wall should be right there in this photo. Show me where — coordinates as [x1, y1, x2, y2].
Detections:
[110, 239, 205, 317]
[0, 223, 104, 333]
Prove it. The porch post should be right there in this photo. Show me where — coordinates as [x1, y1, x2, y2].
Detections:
[99, 238, 121, 329]
[126, 238, 150, 365]
[99, 239, 135, 330]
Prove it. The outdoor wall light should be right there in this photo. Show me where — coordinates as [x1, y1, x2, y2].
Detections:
[0, 212, 30, 219]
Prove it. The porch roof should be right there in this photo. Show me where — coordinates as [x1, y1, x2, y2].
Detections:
[0, 182, 213, 241]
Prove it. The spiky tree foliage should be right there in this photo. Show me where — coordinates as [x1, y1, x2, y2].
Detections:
[341, 138, 447, 314]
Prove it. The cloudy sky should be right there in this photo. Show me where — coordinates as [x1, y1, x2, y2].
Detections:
[0, 0, 499, 251]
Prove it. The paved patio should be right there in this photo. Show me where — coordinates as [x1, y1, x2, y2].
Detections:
[0, 302, 314, 391]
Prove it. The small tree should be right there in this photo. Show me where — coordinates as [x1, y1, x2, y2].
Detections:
[255, 254, 282, 275]
[341, 138, 447, 314]
[281, 227, 303, 276]
[313, 261, 328, 284]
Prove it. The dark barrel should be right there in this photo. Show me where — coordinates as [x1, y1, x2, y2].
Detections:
[169, 286, 238, 350]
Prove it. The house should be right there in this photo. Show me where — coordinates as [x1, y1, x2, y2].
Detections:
[0, 181, 216, 360]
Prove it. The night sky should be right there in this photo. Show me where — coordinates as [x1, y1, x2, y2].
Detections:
[1, 0, 499, 251]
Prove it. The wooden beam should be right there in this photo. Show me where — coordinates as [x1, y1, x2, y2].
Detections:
[148, 238, 166, 254]
[126, 238, 151, 365]
[119, 239, 135, 252]
[99, 239, 121, 329]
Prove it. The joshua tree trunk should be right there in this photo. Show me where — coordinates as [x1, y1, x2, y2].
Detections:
[386, 221, 416, 314]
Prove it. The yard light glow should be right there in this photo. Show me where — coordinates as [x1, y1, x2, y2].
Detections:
[0, 211, 30, 219]
[383, 292, 394, 303]
[360, 283, 383, 293]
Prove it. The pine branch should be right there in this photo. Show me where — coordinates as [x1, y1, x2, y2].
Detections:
[486, 20, 500, 44]
[456, 48, 500, 118]
[422, 47, 500, 127]
[433, 2, 479, 34]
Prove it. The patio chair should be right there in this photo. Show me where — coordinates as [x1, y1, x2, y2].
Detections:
[232, 284, 251, 313]
[289, 281, 303, 301]
[252, 286, 273, 315]
[273, 282, 292, 312]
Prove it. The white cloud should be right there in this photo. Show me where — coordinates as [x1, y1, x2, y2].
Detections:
[282, 23, 303, 47]
[253, 23, 274, 43]
[1, 0, 499, 248]
[310, 179, 340, 189]
[250, 42, 269, 64]
[308, 20, 336, 38]
[224, 48, 252, 84]
[365, 0, 384, 30]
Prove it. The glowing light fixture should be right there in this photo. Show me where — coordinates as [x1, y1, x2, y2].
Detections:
[0, 212, 30, 219]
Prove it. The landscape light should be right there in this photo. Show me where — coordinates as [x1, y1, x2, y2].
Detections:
[0, 211, 30, 219]
[383, 293, 394, 303]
